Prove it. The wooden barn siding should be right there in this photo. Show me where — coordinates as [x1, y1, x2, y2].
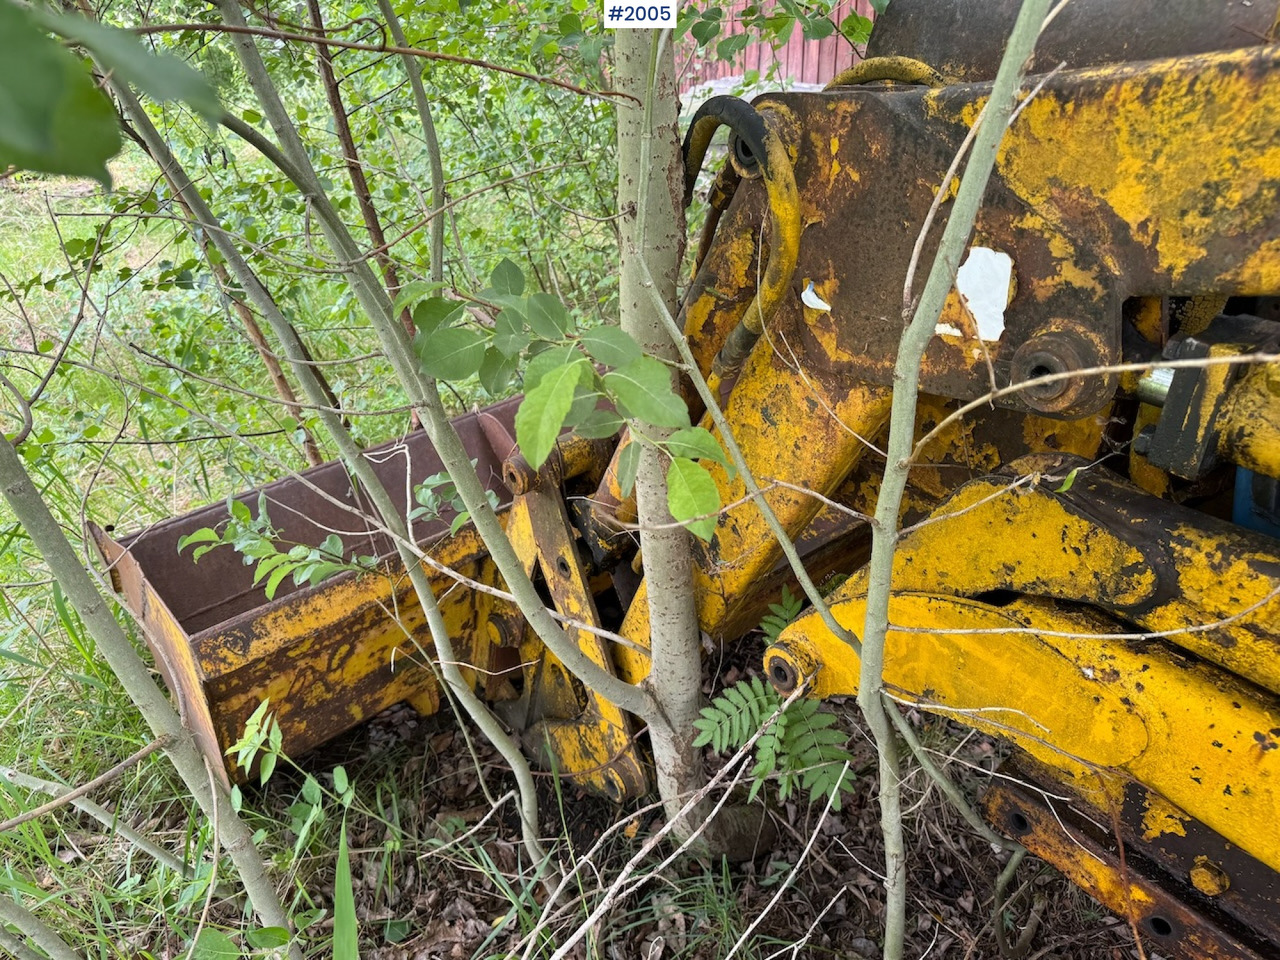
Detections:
[679, 0, 875, 92]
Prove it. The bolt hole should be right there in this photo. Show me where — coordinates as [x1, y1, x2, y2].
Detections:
[1147, 916, 1174, 938]
[1028, 364, 1055, 380]
[732, 134, 759, 172]
[555, 556, 572, 579]
[1007, 810, 1031, 836]
[767, 656, 798, 693]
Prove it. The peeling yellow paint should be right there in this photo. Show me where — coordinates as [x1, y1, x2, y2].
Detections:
[1141, 793, 1190, 841]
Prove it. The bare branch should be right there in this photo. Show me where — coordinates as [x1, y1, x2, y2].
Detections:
[132, 22, 640, 104]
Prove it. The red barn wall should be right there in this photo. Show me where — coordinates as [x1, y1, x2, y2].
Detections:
[678, 0, 875, 94]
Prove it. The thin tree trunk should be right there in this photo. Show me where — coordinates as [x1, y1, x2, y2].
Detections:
[0, 437, 301, 959]
[615, 30, 704, 831]
[304, 0, 414, 335]
[118, 121, 325, 465]
[211, 0, 655, 721]
[856, 4, 1052, 957]
[375, 0, 447, 287]
[105, 72, 556, 873]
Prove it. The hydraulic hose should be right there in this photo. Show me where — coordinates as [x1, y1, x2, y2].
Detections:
[824, 56, 946, 90]
[681, 96, 801, 384]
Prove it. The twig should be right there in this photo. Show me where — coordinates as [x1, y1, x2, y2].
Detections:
[374, 0, 446, 287]
[722, 762, 849, 960]
[886, 705, 1020, 852]
[132, 22, 639, 104]
[0, 765, 196, 880]
[523, 687, 806, 960]
[914, 351, 1280, 459]
[0, 371, 33, 446]
[0, 897, 82, 960]
[992, 848, 1045, 959]
[0, 736, 172, 834]
[638, 257, 866, 657]
[182, 759, 223, 960]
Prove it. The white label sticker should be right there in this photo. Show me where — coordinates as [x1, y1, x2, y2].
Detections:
[950, 246, 1014, 341]
[603, 1, 677, 27]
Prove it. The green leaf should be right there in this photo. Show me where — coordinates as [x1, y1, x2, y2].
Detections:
[802, 16, 835, 40]
[191, 928, 238, 960]
[251, 553, 290, 587]
[1054, 467, 1080, 494]
[177, 528, 220, 554]
[0, 4, 120, 186]
[334, 821, 359, 960]
[716, 33, 751, 61]
[0, 4, 68, 155]
[245, 927, 290, 949]
[524, 343, 579, 391]
[526, 292, 573, 338]
[839, 13, 873, 45]
[392, 280, 448, 317]
[869, 0, 891, 12]
[258, 749, 276, 786]
[667, 458, 720, 541]
[493, 308, 530, 357]
[604, 357, 690, 429]
[265, 563, 294, 600]
[415, 325, 487, 381]
[691, 16, 720, 46]
[579, 326, 642, 367]
[564, 387, 602, 428]
[489, 258, 524, 297]
[301, 774, 322, 806]
[30, 9, 222, 122]
[383, 918, 412, 943]
[616, 441, 641, 498]
[663, 427, 731, 472]
[573, 407, 625, 440]
[515, 359, 586, 468]
[410, 296, 466, 334]
[479, 346, 518, 396]
[692, 721, 716, 749]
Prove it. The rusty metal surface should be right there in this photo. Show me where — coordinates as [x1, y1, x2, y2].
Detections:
[90, 399, 527, 778]
[867, 0, 1280, 83]
[981, 761, 1280, 960]
[848, 452, 1280, 696]
[88, 523, 230, 787]
[502, 456, 647, 801]
[770, 582, 1280, 872]
[1115, 781, 1280, 948]
[112, 395, 521, 637]
[1141, 315, 1280, 479]
[691, 45, 1280, 421]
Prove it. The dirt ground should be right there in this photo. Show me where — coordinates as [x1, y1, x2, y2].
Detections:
[276, 654, 1149, 960]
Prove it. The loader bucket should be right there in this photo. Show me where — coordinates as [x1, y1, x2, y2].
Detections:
[89, 398, 524, 784]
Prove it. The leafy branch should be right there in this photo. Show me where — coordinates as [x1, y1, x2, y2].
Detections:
[177, 494, 375, 599]
[400, 258, 733, 539]
[693, 676, 857, 809]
